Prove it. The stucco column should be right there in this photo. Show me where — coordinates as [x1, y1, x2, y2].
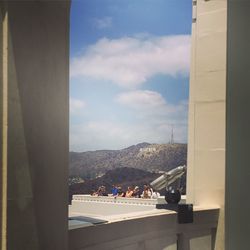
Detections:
[0, 1, 70, 249]
[187, 1, 227, 249]
[226, 2, 250, 250]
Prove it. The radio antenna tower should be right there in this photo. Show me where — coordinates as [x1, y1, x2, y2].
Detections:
[170, 125, 174, 144]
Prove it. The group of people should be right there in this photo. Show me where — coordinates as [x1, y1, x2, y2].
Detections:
[91, 184, 159, 199]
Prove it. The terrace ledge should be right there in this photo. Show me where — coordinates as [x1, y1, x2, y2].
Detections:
[69, 195, 219, 250]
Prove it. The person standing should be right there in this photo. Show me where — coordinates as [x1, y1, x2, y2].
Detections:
[125, 186, 133, 197]
[141, 185, 152, 199]
[132, 186, 141, 198]
[111, 185, 118, 196]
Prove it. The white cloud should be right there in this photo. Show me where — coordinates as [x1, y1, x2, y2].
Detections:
[70, 35, 191, 88]
[116, 90, 166, 109]
[70, 119, 188, 152]
[92, 17, 113, 29]
[70, 121, 129, 151]
[70, 91, 188, 151]
[116, 90, 187, 118]
[70, 98, 86, 115]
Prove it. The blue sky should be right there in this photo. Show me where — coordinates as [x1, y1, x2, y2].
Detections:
[70, 0, 192, 152]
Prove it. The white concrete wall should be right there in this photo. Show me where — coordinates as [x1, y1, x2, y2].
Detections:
[70, 196, 157, 216]
[69, 207, 219, 250]
[70, 200, 155, 216]
[0, 1, 70, 249]
[187, 1, 227, 249]
[69, 195, 187, 217]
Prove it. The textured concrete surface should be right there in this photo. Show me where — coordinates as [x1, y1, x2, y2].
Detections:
[187, 1, 227, 249]
[226, 1, 250, 250]
[69, 207, 219, 250]
[1, 1, 70, 249]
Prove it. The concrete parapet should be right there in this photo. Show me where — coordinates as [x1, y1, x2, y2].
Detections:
[69, 206, 219, 250]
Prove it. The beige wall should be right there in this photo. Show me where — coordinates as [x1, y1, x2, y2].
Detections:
[0, 1, 70, 249]
[69, 208, 219, 250]
[187, 0, 227, 249]
[0, 4, 6, 250]
[226, 2, 250, 250]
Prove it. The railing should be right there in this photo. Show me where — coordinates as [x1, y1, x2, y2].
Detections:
[72, 195, 158, 206]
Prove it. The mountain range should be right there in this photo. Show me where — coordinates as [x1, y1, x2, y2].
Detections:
[69, 142, 187, 180]
[69, 143, 187, 201]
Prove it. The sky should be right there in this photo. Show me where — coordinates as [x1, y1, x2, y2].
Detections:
[70, 0, 192, 152]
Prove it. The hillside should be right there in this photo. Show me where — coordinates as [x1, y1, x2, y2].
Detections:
[69, 167, 162, 202]
[69, 143, 187, 180]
